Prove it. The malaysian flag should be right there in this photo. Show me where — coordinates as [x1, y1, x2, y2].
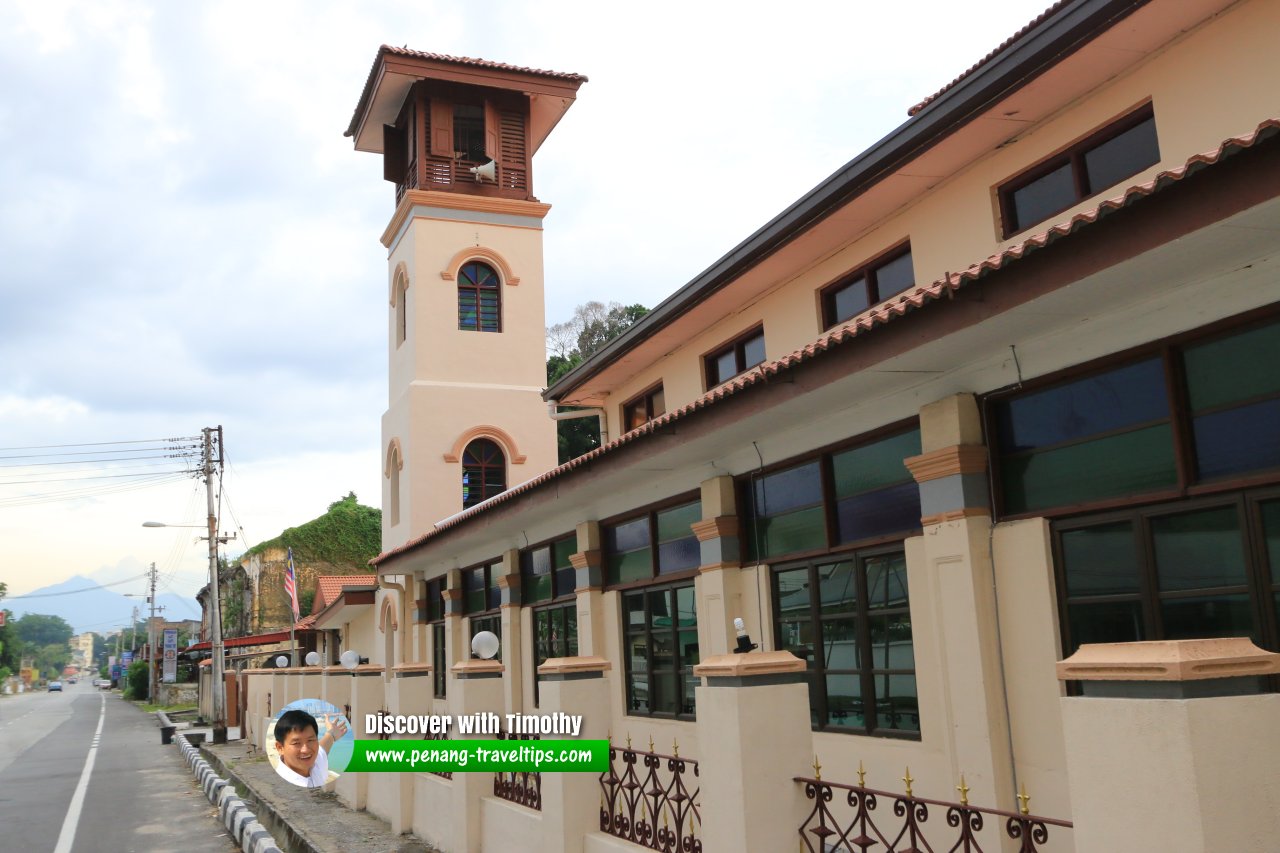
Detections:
[285, 547, 300, 622]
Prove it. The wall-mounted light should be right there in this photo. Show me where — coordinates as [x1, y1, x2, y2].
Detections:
[305, 651, 321, 666]
[733, 617, 758, 654]
[275, 655, 289, 668]
[339, 649, 369, 671]
[471, 631, 500, 660]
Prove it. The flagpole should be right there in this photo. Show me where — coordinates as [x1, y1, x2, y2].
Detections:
[286, 547, 299, 667]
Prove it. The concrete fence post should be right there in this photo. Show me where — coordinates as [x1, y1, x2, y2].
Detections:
[535, 656, 611, 853]
[1058, 638, 1280, 853]
[692, 650, 814, 852]
[448, 659, 504, 853]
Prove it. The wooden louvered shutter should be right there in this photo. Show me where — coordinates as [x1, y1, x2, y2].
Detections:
[498, 108, 528, 192]
[483, 100, 500, 163]
[383, 124, 407, 183]
[429, 98, 453, 157]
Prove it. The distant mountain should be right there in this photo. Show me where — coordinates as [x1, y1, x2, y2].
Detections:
[4, 574, 202, 635]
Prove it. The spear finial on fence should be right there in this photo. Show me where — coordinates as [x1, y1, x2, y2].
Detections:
[672, 738, 679, 757]
[857, 760, 867, 787]
[1017, 783, 1031, 815]
[957, 774, 970, 807]
[649, 734, 655, 754]
[812, 754, 822, 780]
[903, 767, 914, 798]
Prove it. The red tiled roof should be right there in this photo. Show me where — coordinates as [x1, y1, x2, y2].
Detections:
[345, 45, 587, 139]
[372, 116, 1280, 568]
[188, 630, 291, 652]
[313, 575, 377, 614]
[907, 0, 1072, 116]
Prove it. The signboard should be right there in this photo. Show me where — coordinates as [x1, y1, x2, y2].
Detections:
[122, 650, 134, 665]
[162, 628, 178, 684]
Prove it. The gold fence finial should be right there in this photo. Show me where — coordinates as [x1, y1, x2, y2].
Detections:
[902, 767, 914, 798]
[1017, 783, 1031, 816]
[812, 754, 822, 780]
[672, 738, 679, 757]
[626, 732, 632, 750]
[857, 760, 867, 787]
[957, 774, 970, 807]
[649, 734, 655, 754]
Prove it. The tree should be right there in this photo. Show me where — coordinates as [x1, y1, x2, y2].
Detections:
[0, 583, 14, 683]
[13, 613, 73, 649]
[546, 302, 649, 463]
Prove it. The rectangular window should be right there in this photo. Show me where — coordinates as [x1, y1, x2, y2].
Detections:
[1055, 491, 1280, 657]
[704, 326, 766, 389]
[622, 584, 698, 719]
[999, 104, 1159, 237]
[425, 578, 447, 699]
[605, 499, 701, 586]
[521, 533, 578, 605]
[623, 384, 666, 432]
[774, 549, 917, 736]
[453, 103, 486, 162]
[990, 315, 1280, 517]
[820, 244, 914, 329]
[533, 602, 578, 706]
[744, 427, 923, 562]
[463, 562, 502, 615]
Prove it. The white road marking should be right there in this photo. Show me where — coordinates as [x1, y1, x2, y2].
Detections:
[53, 692, 106, 853]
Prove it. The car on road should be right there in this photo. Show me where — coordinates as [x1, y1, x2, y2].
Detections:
[48, 681, 63, 692]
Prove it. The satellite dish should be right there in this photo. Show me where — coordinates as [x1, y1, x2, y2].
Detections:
[275, 655, 289, 668]
[340, 649, 362, 671]
[305, 651, 320, 666]
[471, 630, 500, 660]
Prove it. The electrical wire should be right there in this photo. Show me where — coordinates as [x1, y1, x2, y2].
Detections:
[0, 436, 201, 452]
[6, 573, 150, 599]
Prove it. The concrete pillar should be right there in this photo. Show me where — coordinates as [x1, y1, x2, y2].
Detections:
[570, 521, 604, 657]
[692, 651, 814, 852]
[335, 664, 385, 809]
[903, 393, 1014, 808]
[535, 656, 611, 853]
[1058, 638, 1280, 853]
[497, 549, 523, 714]
[693, 475, 746, 658]
[379, 663, 434, 834]
[448, 659, 504, 853]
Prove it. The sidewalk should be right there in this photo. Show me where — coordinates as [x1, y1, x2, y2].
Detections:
[195, 735, 438, 853]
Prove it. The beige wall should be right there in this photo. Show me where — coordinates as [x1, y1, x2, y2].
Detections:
[382, 205, 559, 549]
[602, 0, 1280, 427]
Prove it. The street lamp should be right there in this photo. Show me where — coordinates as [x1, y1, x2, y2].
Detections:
[143, 520, 236, 741]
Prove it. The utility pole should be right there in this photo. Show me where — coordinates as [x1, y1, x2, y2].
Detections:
[147, 561, 158, 704]
[203, 426, 228, 742]
[128, 606, 139, 653]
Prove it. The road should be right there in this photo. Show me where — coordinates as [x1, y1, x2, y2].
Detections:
[0, 681, 239, 853]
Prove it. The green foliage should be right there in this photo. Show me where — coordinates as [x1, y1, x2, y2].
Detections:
[298, 587, 316, 616]
[123, 660, 149, 700]
[546, 302, 649, 464]
[245, 493, 382, 567]
[13, 613, 73, 648]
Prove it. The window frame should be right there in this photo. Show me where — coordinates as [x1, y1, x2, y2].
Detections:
[620, 582, 699, 721]
[461, 560, 503, 617]
[462, 438, 506, 509]
[772, 544, 919, 738]
[602, 492, 703, 590]
[1052, 485, 1280, 664]
[997, 103, 1159, 238]
[520, 532, 579, 606]
[424, 578, 447, 699]
[531, 601, 578, 707]
[737, 419, 924, 565]
[621, 382, 666, 433]
[457, 261, 502, 334]
[702, 325, 766, 390]
[819, 242, 914, 330]
[984, 306, 1280, 522]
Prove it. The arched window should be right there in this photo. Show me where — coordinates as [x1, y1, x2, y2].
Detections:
[395, 279, 408, 346]
[462, 438, 506, 508]
[387, 443, 402, 527]
[457, 262, 501, 333]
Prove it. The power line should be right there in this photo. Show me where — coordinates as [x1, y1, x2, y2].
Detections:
[6, 573, 150, 599]
[0, 471, 191, 507]
[0, 436, 202, 453]
[0, 469, 196, 486]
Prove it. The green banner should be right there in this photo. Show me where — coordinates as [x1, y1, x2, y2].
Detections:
[345, 739, 610, 773]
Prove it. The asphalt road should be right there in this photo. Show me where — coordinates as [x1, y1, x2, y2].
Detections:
[0, 681, 240, 853]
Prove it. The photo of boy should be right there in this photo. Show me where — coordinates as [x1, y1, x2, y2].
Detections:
[273, 708, 349, 788]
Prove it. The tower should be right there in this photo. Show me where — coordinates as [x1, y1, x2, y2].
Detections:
[346, 47, 587, 549]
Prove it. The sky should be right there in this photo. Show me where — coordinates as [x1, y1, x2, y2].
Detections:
[0, 0, 1056, 624]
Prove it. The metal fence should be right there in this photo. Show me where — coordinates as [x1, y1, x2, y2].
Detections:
[599, 737, 701, 852]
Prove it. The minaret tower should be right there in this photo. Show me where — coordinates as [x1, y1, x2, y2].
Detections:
[346, 47, 586, 549]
